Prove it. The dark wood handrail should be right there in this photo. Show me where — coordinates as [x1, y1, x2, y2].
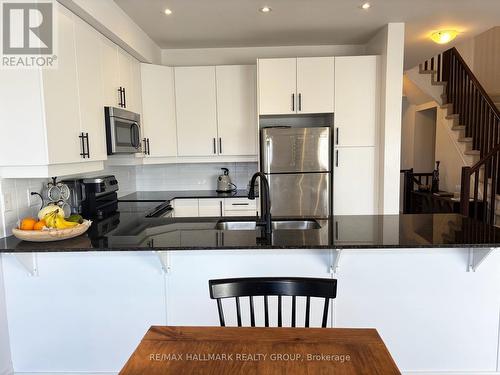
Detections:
[422, 47, 500, 224]
[448, 47, 500, 119]
[469, 142, 500, 174]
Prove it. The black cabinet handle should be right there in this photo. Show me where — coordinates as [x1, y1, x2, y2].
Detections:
[335, 221, 339, 240]
[298, 93, 302, 111]
[118, 87, 124, 107]
[147, 138, 150, 155]
[219, 201, 223, 216]
[336, 127, 339, 145]
[219, 138, 222, 154]
[85, 132, 90, 158]
[213, 138, 217, 154]
[123, 87, 127, 108]
[143, 138, 148, 155]
[79, 132, 90, 159]
[291, 93, 295, 111]
[232, 203, 249, 206]
[335, 150, 339, 167]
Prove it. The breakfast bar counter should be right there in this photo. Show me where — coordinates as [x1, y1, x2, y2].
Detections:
[1, 211, 500, 252]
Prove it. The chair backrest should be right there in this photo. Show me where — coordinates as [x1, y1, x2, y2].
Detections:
[209, 277, 337, 328]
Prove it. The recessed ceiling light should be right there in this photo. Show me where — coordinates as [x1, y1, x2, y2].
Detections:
[430, 30, 459, 44]
[164, 8, 173, 15]
[259, 6, 272, 13]
[361, 2, 371, 10]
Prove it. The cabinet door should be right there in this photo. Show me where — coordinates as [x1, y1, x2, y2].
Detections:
[334, 56, 380, 147]
[42, 5, 81, 164]
[117, 48, 133, 109]
[334, 147, 377, 215]
[100, 37, 120, 108]
[216, 65, 257, 156]
[297, 57, 335, 114]
[172, 199, 199, 217]
[74, 17, 107, 162]
[198, 199, 224, 217]
[128, 57, 143, 114]
[258, 58, 296, 115]
[175, 67, 218, 156]
[141, 64, 177, 157]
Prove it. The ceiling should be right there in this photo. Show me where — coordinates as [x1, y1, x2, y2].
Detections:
[114, 0, 500, 69]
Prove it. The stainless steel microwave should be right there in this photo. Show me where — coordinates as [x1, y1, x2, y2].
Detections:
[104, 107, 142, 154]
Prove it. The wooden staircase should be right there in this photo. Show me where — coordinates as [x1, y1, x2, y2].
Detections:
[419, 48, 500, 225]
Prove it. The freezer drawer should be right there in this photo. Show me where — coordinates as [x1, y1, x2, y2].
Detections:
[262, 127, 331, 173]
[266, 172, 330, 217]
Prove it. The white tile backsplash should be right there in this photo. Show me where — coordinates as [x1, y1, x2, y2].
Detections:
[136, 162, 258, 191]
[0, 162, 256, 238]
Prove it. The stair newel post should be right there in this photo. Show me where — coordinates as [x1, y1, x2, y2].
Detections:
[460, 166, 471, 217]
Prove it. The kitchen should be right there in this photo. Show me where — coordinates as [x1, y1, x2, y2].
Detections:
[0, 1, 499, 374]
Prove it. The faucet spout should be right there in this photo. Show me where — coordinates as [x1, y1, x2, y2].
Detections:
[248, 172, 272, 235]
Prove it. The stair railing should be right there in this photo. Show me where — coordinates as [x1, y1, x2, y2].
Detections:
[421, 48, 500, 223]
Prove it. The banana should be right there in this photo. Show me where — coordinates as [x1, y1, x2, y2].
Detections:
[43, 209, 79, 229]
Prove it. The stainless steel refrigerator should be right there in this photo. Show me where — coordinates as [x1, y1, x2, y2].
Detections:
[261, 126, 331, 218]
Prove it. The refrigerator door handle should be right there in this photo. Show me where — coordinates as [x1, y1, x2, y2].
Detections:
[266, 137, 272, 173]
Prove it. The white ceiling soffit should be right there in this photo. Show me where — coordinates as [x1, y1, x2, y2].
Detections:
[114, 0, 500, 69]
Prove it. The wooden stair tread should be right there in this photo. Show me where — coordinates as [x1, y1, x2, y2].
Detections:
[451, 125, 465, 131]
[464, 150, 480, 155]
[458, 137, 472, 143]
[445, 114, 459, 120]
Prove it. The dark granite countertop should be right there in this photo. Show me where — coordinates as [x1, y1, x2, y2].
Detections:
[1, 205, 500, 252]
[119, 190, 252, 202]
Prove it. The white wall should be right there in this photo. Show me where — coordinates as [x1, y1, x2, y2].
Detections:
[0, 255, 13, 375]
[161, 44, 366, 66]
[58, 0, 161, 63]
[366, 23, 406, 214]
[136, 162, 257, 191]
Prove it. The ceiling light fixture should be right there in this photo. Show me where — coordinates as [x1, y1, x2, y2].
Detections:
[361, 2, 371, 10]
[164, 8, 173, 15]
[430, 30, 459, 44]
[259, 6, 272, 13]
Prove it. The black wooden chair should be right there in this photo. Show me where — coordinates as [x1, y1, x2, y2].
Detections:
[209, 277, 337, 328]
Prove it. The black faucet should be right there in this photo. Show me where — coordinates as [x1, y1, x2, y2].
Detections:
[248, 172, 272, 235]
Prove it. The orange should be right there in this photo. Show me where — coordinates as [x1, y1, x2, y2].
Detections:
[20, 217, 37, 230]
[33, 220, 46, 231]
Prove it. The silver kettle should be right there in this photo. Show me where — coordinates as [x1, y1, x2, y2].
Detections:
[216, 168, 236, 193]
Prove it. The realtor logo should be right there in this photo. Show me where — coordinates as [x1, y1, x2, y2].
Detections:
[1, 0, 57, 68]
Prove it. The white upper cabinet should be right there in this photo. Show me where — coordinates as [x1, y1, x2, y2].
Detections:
[175, 66, 218, 157]
[258, 57, 335, 115]
[0, 3, 107, 177]
[297, 57, 335, 114]
[42, 5, 82, 165]
[141, 64, 177, 158]
[334, 56, 380, 147]
[100, 37, 121, 108]
[258, 58, 297, 115]
[101, 39, 142, 113]
[74, 16, 107, 162]
[216, 65, 257, 156]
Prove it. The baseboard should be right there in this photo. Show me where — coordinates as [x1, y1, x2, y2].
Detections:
[15, 373, 117, 375]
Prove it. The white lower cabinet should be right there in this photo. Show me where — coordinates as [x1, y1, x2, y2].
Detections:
[166, 250, 333, 327]
[198, 199, 224, 217]
[172, 198, 258, 218]
[171, 199, 199, 218]
[334, 147, 377, 215]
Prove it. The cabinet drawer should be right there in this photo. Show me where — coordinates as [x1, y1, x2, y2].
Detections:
[172, 199, 199, 217]
[224, 198, 257, 211]
[224, 210, 258, 217]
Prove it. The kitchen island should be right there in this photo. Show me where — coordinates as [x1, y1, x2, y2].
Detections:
[0, 208, 499, 374]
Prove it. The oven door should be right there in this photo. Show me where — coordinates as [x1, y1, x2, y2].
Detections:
[109, 117, 142, 154]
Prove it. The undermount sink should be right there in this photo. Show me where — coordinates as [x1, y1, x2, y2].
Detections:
[215, 219, 321, 231]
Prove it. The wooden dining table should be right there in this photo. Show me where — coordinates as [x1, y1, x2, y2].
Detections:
[119, 326, 401, 374]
